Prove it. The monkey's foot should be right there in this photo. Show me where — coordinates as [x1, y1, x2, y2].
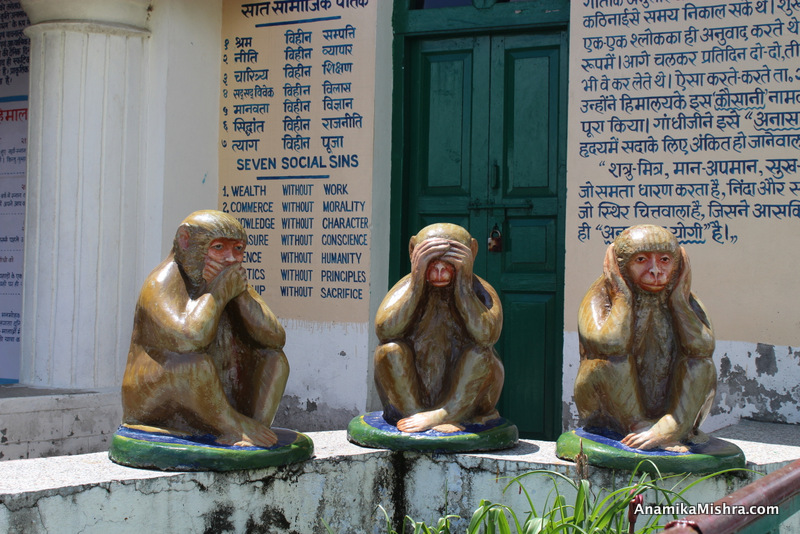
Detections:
[628, 420, 656, 433]
[429, 410, 499, 432]
[397, 409, 447, 433]
[621, 428, 677, 451]
[621, 419, 685, 451]
[218, 420, 278, 448]
[661, 429, 709, 452]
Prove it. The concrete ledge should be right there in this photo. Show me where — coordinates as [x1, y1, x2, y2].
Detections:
[0, 387, 121, 461]
[1, 422, 798, 533]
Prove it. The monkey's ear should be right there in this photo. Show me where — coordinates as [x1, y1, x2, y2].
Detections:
[470, 237, 479, 259]
[177, 226, 191, 251]
[409, 235, 417, 258]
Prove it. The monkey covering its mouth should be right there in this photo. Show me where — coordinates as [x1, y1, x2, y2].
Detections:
[121, 210, 288, 449]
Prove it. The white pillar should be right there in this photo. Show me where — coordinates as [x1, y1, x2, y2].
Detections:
[20, 0, 150, 387]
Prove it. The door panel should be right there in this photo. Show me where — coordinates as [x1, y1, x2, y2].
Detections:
[425, 55, 469, 191]
[405, 30, 566, 440]
[498, 292, 557, 437]
[488, 32, 566, 439]
[500, 42, 561, 195]
[410, 37, 488, 227]
[505, 217, 555, 272]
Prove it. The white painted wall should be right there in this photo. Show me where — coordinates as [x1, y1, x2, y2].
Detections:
[142, 0, 223, 264]
[20, 0, 150, 388]
[275, 321, 369, 430]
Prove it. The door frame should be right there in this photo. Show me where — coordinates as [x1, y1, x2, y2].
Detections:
[390, 0, 570, 439]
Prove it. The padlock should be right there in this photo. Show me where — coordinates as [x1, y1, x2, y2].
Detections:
[488, 225, 502, 252]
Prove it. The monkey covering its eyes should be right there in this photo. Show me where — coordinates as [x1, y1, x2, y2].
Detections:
[374, 223, 504, 433]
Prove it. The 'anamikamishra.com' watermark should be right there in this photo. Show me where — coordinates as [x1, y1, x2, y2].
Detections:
[635, 502, 779, 516]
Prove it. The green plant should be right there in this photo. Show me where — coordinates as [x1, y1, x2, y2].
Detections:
[376, 504, 460, 534]
[321, 462, 753, 534]
[466, 461, 752, 534]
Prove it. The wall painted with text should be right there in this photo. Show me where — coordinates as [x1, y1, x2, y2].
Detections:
[563, 0, 800, 429]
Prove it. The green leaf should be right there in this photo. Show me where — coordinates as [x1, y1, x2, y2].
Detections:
[376, 505, 397, 534]
[496, 510, 512, 534]
[487, 508, 499, 534]
[523, 517, 547, 534]
[467, 500, 493, 532]
[551, 494, 568, 523]
[574, 479, 590, 526]
[319, 517, 336, 534]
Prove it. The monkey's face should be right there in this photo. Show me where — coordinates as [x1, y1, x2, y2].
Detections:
[203, 238, 245, 282]
[625, 251, 676, 293]
[426, 260, 455, 287]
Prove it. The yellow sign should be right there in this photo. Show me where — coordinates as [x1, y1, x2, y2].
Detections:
[219, 0, 376, 322]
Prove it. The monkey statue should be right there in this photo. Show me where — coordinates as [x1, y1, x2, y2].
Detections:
[558, 225, 743, 472]
[110, 210, 312, 470]
[348, 223, 517, 452]
[575, 224, 715, 451]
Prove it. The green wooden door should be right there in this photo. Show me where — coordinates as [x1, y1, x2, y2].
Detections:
[402, 30, 567, 439]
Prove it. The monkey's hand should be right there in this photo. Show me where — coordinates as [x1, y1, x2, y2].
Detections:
[603, 244, 631, 303]
[202, 260, 224, 283]
[442, 240, 474, 287]
[207, 263, 248, 303]
[670, 247, 693, 308]
[411, 237, 451, 286]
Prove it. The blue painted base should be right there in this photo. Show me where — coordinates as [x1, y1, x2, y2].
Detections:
[109, 425, 314, 471]
[347, 411, 518, 453]
[556, 427, 746, 474]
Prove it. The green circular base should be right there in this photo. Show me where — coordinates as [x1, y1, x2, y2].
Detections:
[109, 426, 314, 471]
[556, 428, 745, 474]
[347, 411, 518, 453]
